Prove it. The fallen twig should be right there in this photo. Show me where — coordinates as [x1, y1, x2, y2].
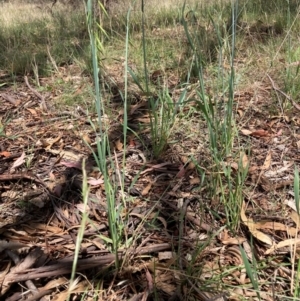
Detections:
[6, 243, 172, 283]
[24, 76, 48, 111]
[2, 248, 44, 296]
[1, 93, 20, 106]
[0, 173, 50, 192]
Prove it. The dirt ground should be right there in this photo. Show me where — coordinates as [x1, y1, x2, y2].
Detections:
[1, 56, 300, 300]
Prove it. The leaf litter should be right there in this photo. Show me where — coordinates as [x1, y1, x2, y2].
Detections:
[0, 66, 300, 300]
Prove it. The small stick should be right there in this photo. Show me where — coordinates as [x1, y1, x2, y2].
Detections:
[24, 76, 48, 111]
[1, 93, 20, 106]
[0, 173, 50, 192]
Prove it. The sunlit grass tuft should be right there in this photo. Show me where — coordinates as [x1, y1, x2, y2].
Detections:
[0, 1, 88, 75]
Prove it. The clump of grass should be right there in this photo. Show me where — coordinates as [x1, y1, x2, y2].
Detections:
[180, 0, 248, 233]
[148, 90, 177, 158]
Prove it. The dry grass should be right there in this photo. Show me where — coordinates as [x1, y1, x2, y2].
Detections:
[0, 1, 63, 25]
[0, 0, 88, 75]
[109, 0, 207, 12]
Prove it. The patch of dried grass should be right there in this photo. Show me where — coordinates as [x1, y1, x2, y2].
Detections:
[0, 0, 82, 27]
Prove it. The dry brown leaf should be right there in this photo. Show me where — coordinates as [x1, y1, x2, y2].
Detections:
[255, 221, 298, 236]
[242, 241, 254, 262]
[264, 161, 293, 178]
[248, 165, 258, 173]
[0, 151, 11, 157]
[47, 149, 81, 161]
[229, 162, 239, 170]
[1, 190, 17, 199]
[274, 129, 283, 136]
[123, 263, 145, 274]
[219, 229, 229, 241]
[155, 272, 176, 295]
[180, 156, 189, 164]
[240, 129, 252, 136]
[158, 252, 175, 261]
[78, 242, 93, 250]
[250, 225, 273, 245]
[189, 177, 201, 185]
[240, 202, 248, 224]
[142, 182, 152, 196]
[237, 109, 244, 118]
[53, 280, 89, 301]
[87, 177, 104, 186]
[115, 139, 123, 151]
[10, 151, 25, 172]
[275, 238, 300, 249]
[36, 139, 49, 148]
[60, 160, 82, 169]
[45, 135, 63, 149]
[145, 268, 153, 291]
[42, 277, 69, 290]
[265, 238, 300, 255]
[201, 261, 220, 279]
[75, 203, 90, 213]
[251, 129, 269, 137]
[25, 223, 65, 234]
[26, 108, 38, 116]
[221, 237, 247, 245]
[262, 151, 272, 170]
[81, 133, 91, 144]
[241, 202, 274, 246]
[187, 161, 195, 170]
[285, 198, 298, 211]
